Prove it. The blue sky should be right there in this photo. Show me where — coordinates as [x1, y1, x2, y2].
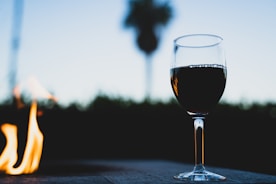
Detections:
[0, 0, 276, 107]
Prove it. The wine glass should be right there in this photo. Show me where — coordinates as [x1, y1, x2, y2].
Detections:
[170, 34, 227, 181]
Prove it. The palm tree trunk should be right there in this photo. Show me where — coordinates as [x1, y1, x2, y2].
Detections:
[9, 0, 24, 102]
[145, 54, 153, 101]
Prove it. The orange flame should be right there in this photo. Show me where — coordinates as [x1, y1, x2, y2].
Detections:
[0, 77, 56, 175]
[13, 85, 25, 109]
[0, 101, 43, 175]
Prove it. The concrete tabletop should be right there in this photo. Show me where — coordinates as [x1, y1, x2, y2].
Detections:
[0, 159, 275, 183]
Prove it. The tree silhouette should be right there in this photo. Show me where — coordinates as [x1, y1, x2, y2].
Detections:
[123, 0, 173, 100]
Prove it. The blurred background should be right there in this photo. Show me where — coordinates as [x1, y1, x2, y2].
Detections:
[0, 0, 276, 176]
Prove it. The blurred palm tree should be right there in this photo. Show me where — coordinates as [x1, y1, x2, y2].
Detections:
[123, 0, 173, 100]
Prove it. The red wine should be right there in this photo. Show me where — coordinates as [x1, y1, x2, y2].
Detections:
[170, 64, 226, 115]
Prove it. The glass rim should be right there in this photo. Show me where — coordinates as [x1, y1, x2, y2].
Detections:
[174, 34, 223, 48]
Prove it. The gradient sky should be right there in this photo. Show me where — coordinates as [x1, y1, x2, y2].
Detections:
[0, 0, 276, 107]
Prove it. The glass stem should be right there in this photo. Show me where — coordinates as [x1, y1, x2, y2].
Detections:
[193, 117, 205, 169]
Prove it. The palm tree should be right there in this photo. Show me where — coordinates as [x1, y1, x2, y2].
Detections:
[123, 0, 173, 100]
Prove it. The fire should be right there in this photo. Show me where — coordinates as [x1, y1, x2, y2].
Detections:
[0, 77, 56, 175]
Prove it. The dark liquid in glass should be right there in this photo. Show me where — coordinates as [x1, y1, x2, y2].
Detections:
[170, 64, 226, 115]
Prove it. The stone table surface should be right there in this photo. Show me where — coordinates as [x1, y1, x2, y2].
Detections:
[0, 159, 276, 183]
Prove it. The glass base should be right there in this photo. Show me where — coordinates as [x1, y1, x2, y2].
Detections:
[174, 164, 226, 181]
